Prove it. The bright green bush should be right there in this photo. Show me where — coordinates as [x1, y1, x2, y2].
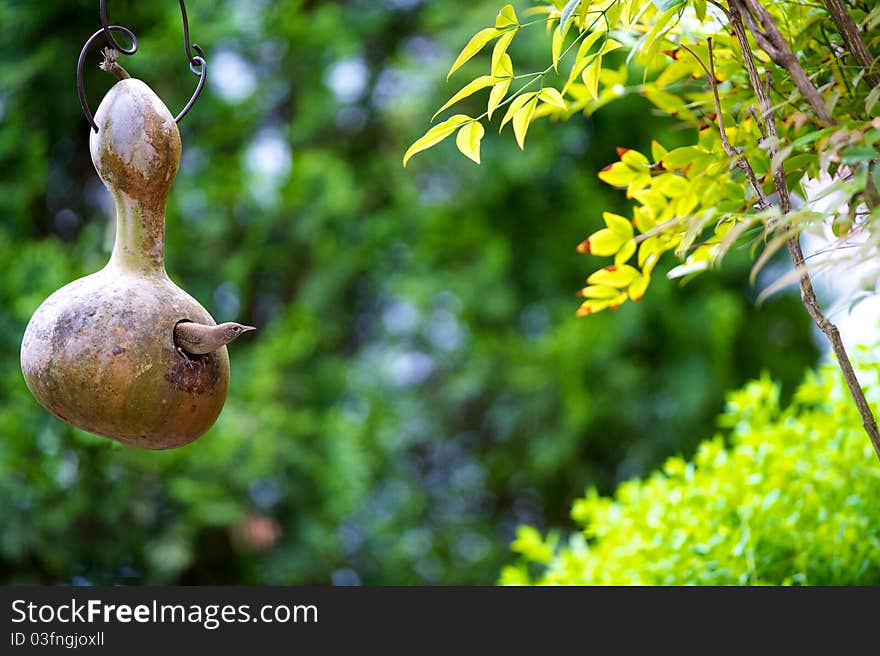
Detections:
[501, 356, 880, 585]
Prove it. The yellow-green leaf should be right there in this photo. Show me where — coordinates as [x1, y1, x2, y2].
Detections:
[433, 76, 498, 119]
[675, 191, 699, 216]
[456, 121, 485, 164]
[489, 27, 519, 77]
[587, 264, 640, 287]
[403, 114, 472, 166]
[565, 54, 596, 94]
[650, 140, 668, 161]
[597, 161, 635, 186]
[576, 298, 612, 316]
[492, 50, 514, 79]
[632, 191, 664, 216]
[487, 79, 511, 119]
[499, 92, 537, 132]
[551, 26, 565, 72]
[513, 97, 539, 149]
[619, 149, 650, 170]
[661, 146, 704, 170]
[628, 0, 649, 23]
[563, 31, 606, 92]
[603, 212, 634, 239]
[615, 238, 637, 265]
[638, 236, 666, 270]
[577, 290, 628, 316]
[579, 284, 620, 299]
[576, 290, 627, 316]
[495, 4, 519, 28]
[643, 5, 682, 53]
[575, 30, 606, 62]
[627, 274, 650, 301]
[653, 173, 689, 198]
[448, 28, 502, 80]
[632, 208, 658, 234]
[655, 59, 694, 88]
[626, 172, 652, 197]
[582, 54, 602, 100]
[601, 38, 623, 55]
[539, 87, 567, 110]
[581, 228, 624, 256]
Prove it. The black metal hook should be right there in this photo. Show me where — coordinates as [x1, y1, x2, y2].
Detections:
[77, 0, 207, 132]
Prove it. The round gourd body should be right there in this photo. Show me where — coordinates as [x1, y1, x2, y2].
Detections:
[20, 77, 228, 449]
[20, 267, 229, 449]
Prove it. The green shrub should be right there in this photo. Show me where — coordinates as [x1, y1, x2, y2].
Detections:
[501, 356, 880, 585]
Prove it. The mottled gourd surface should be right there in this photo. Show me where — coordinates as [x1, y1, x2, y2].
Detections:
[20, 78, 229, 449]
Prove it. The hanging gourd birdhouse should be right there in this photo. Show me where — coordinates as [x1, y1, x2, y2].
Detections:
[20, 3, 253, 449]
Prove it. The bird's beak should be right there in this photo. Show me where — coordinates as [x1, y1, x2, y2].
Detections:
[242, 325, 257, 332]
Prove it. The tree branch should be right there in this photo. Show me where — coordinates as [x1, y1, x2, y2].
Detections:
[726, 1, 880, 460]
[748, 106, 767, 139]
[822, 0, 880, 89]
[732, 0, 835, 126]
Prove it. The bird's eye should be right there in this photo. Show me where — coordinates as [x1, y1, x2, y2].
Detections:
[233, 327, 240, 332]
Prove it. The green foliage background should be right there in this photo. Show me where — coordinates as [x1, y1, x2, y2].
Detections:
[0, 0, 817, 584]
[502, 359, 880, 585]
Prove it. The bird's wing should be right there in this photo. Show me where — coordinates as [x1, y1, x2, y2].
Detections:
[176, 323, 204, 345]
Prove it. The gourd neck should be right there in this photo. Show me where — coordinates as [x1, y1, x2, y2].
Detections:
[109, 191, 167, 275]
[89, 77, 182, 277]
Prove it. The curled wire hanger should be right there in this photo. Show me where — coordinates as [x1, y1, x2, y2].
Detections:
[77, 0, 208, 132]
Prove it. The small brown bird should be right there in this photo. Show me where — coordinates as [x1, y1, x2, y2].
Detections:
[174, 321, 256, 355]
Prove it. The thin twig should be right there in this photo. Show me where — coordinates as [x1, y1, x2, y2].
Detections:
[683, 38, 769, 208]
[747, 106, 767, 139]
